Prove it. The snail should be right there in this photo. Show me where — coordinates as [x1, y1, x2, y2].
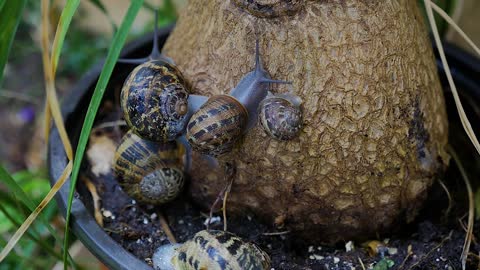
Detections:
[153, 230, 271, 270]
[119, 10, 207, 142]
[258, 92, 302, 140]
[113, 130, 185, 205]
[186, 40, 291, 156]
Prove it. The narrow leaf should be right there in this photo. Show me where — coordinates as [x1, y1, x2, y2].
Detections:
[0, 0, 27, 86]
[50, 0, 81, 75]
[0, 165, 77, 268]
[63, 0, 144, 267]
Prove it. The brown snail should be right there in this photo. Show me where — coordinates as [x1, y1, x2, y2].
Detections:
[119, 11, 207, 142]
[153, 230, 271, 270]
[259, 92, 302, 140]
[113, 130, 185, 205]
[186, 40, 291, 157]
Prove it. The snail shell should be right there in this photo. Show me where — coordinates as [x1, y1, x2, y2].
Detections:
[153, 230, 271, 270]
[259, 93, 302, 140]
[186, 95, 248, 157]
[121, 60, 189, 142]
[113, 130, 185, 205]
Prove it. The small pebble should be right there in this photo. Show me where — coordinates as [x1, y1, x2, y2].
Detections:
[333, 257, 340, 264]
[150, 213, 157, 220]
[178, 219, 184, 225]
[148, 237, 153, 243]
[388, 247, 398, 255]
[102, 210, 112, 218]
[143, 218, 149, 224]
[308, 246, 314, 253]
[345, 241, 354, 252]
[132, 200, 136, 205]
[204, 216, 221, 226]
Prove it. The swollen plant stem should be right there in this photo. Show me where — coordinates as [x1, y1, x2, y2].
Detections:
[430, 1, 480, 57]
[0, 161, 73, 262]
[424, 0, 480, 156]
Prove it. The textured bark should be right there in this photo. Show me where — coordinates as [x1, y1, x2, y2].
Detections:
[163, 0, 449, 243]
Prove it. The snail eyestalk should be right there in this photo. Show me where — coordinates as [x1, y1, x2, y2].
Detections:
[117, 9, 168, 64]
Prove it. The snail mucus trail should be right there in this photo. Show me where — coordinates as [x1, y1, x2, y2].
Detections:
[153, 230, 271, 270]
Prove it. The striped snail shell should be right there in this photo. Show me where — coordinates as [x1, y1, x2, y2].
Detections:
[185, 40, 291, 157]
[259, 93, 302, 140]
[186, 95, 248, 157]
[121, 60, 190, 142]
[113, 130, 185, 205]
[153, 230, 271, 270]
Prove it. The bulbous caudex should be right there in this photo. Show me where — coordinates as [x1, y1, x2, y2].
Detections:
[162, 0, 449, 243]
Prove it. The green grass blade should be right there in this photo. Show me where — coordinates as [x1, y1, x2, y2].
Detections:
[63, 0, 144, 268]
[50, 0, 81, 75]
[0, 0, 27, 86]
[0, 204, 63, 261]
[0, 166, 78, 268]
[0, 0, 6, 11]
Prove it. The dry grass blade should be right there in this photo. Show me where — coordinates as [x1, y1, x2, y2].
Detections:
[424, 2, 477, 269]
[430, 1, 480, 57]
[424, 0, 480, 157]
[41, 0, 73, 161]
[158, 212, 176, 244]
[438, 178, 453, 217]
[449, 147, 475, 270]
[0, 161, 72, 261]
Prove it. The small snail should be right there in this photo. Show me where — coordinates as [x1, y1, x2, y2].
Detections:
[259, 92, 302, 140]
[153, 230, 271, 270]
[113, 130, 185, 205]
[119, 11, 207, 142]
[186, 40, 291, 156]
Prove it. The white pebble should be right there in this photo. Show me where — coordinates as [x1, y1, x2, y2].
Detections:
[345, 241, 355, 252]
[132, 200, 136, 205]
[178, 219, 184, 225]
[150, 213, 157, 220]
[333, 257, 340, 264]
[148, 237, 153, 243]
[102, 210, 112, 218]
[203, 216, 221, 226]
[388, 247, 398, 255]
[308, 246, 314, 253]
[143, 218, 149, 224]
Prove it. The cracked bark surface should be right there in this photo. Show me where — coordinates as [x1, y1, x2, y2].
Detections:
[163, 0, 449, 243]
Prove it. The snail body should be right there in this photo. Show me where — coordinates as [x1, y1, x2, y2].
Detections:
[186, 41, 292, 156]
[113, 130, 185, 205]
[153, 230, 271, 270]
[259, 92, 302, 140]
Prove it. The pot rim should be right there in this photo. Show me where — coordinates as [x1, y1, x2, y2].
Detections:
[48, 24, 174, 270]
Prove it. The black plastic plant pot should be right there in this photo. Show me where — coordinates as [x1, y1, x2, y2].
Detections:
[48, 25, 480, 270]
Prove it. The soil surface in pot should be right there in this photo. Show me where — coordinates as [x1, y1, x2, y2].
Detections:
[78, 80, 480, 269]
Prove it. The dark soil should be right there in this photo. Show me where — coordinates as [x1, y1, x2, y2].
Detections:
[76, 82, 480, 270]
